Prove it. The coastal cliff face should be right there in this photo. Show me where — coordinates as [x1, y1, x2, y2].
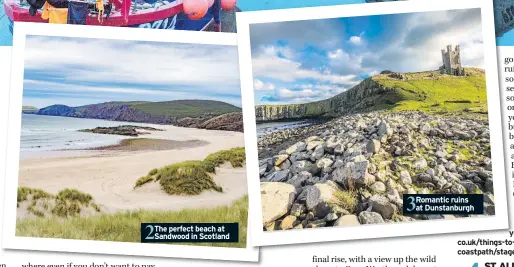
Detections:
[255, 78, 391, 122]
[255, 69, 487, 122]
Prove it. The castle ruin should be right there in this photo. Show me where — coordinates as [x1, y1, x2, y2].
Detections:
[440, 45, 465, 76]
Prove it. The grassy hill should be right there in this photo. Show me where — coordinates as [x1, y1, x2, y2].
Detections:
[373, 68, 487, 113]
[132, 100, 241, 118]
[255, 68, 487, 121]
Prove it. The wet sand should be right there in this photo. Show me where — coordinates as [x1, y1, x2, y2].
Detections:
[89, 138, 209, 151]
[17, 124, 247, 215]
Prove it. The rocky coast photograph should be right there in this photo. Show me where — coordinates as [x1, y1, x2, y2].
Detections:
[249, 8, 497, 231]
[13, 35, 249, 249]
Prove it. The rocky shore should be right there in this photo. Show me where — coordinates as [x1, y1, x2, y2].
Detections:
[258, 110, 494, 230]
[79, 125, 163, 136]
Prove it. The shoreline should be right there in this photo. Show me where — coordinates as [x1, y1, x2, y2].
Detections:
[17, 123, 247, 217]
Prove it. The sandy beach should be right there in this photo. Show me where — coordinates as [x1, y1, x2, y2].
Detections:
[17, 124, 248, 215]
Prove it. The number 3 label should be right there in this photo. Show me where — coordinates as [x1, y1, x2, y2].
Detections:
[406, 196, 416, 212]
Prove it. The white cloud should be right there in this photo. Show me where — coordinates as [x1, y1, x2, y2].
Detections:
[252, 45, 358, 85]
[348, 32, 365, 46]
[253, 79, 275, 91]
[24, 36, 241, 95]
[252, 9, 485, 104]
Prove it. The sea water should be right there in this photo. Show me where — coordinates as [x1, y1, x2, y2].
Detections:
[256, 120, 314, 140]
[20, 114, 152, 157]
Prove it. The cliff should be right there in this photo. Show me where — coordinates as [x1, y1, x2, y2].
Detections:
[255, 68, 486, 122]
[35, 100, 243, 131]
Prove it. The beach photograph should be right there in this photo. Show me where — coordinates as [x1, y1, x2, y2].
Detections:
[246, 8, 498, 232]
[13, 34, 249, 249]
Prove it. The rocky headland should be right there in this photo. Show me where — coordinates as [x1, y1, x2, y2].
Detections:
[257, 69, 494, 230]
[35, 100, 243, 132]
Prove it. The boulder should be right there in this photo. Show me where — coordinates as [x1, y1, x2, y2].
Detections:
[370, 181, 386, 193]
[266, 169, 291, 182]
[450, 184, 466, 194]
[316, 158, 334, 169]
[290, 203, 307, 217]
[273, 154, 289, 166]
[291, 160, 315, 175]
[305, 181, 341, 218]
[366, 139, 381, 154]
[332, 160, 374, 187]
[280, 215, 298, 230]
[369, 195, 396, 219]
[358, 211, 385, 224]
[261, 182, 297, 226]
[286, 142, 307, 155]
[413, 158, 428, 170]
[334, 215, 361, 227]
[378, 121, 393, 138]
[286, 171, 311, 192]
[400, 170, 412, 185]
[307, 140, 324, 151]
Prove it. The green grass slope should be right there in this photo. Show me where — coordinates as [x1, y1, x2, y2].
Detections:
[373, 68, 487, 114]
[132, 100, 241, 118]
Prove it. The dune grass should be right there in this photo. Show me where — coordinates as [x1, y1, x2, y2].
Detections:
[18, 187, 100, 217]
[134, 147, 246, 196]
[203, 147, 246, 173]
[16, 195, 249, 248]
[158, 161, 223, 195]
[17, 187, 53, 206]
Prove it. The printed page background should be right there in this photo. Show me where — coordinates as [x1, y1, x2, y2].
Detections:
[0, 1, 513, 267]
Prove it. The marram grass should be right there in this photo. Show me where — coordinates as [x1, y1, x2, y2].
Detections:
[16, 195, 249, 248]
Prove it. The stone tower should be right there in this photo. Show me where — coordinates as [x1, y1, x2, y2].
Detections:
[440, 45, 465, 76]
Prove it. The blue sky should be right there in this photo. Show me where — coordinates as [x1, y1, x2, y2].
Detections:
[250, 8, 484, 105]
[22, 36, 241, 108]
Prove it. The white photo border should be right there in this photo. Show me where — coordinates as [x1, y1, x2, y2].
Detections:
[236, 0, 510, 247]
[2, 22, 258, 262]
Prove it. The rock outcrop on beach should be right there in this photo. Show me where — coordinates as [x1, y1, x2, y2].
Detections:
[198, 112, 244, 132]
[22, 106, 39, 114]
[255, 68, 487, 122]
[258, 110, 494, 230]
[35, 100, 243, 132]
[79, 125, 163, 136]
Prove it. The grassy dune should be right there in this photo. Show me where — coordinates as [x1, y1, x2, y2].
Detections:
[17, 196, 248, 248]
[134, 147, 246, 195]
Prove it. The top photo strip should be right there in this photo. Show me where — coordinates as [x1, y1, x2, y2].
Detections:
[236, 0, 509, 246]
[0, 0, 405, 46]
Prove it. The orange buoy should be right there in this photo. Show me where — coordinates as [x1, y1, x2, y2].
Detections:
[183, 0, 208, 20]
[207, 0, 214, 8]
[221, 0, 236, 10]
